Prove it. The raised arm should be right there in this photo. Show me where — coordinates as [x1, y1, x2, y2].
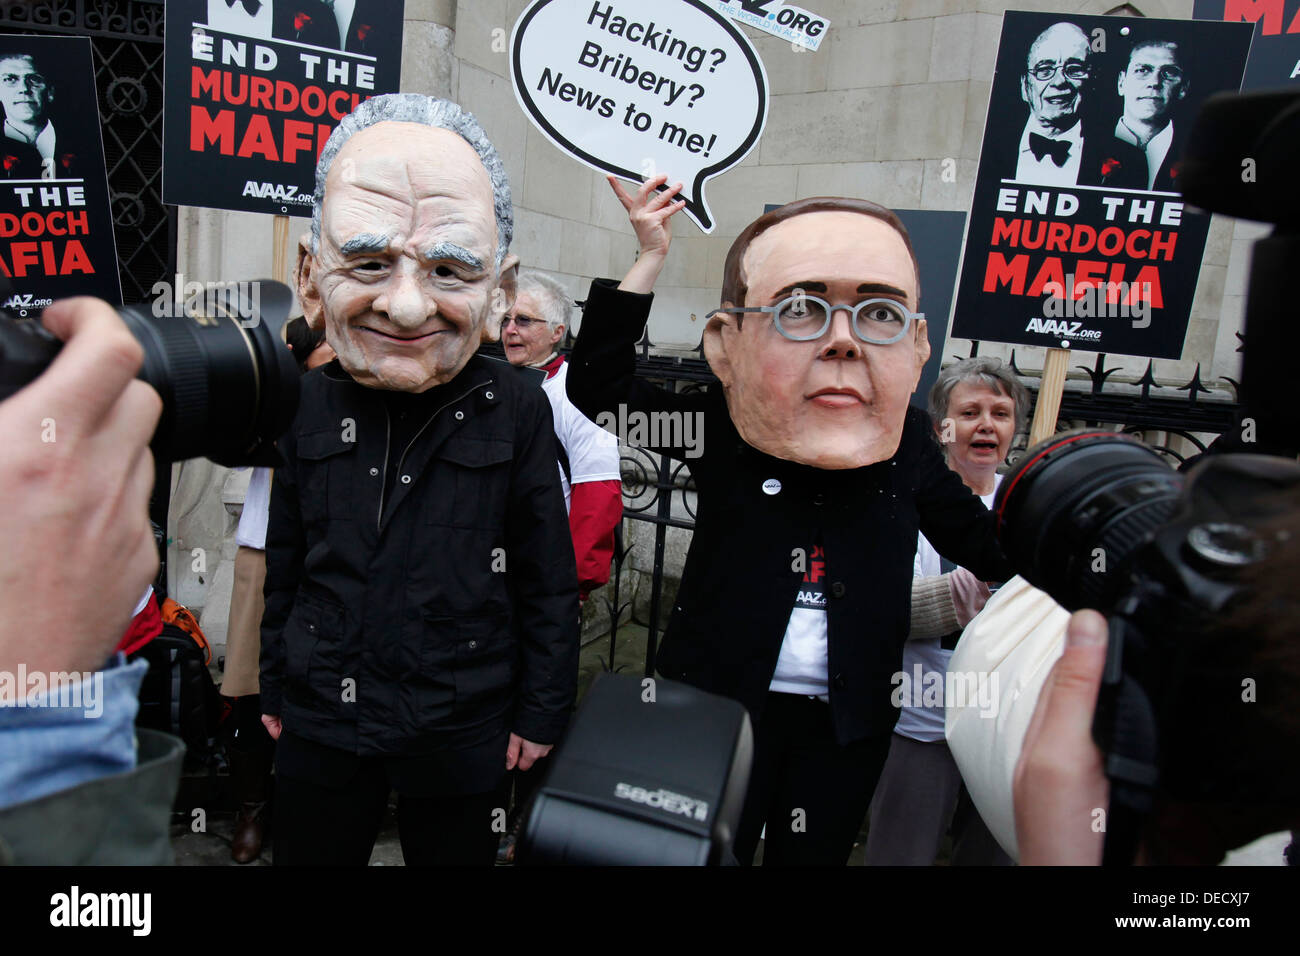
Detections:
[567, 174, 708, 461]
[610, 173, 685, 294]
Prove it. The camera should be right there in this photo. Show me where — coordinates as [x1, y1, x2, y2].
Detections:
[990, 89, 1300, 864]
[0, 279, 300, 466]
[995, 431, 1300, 862]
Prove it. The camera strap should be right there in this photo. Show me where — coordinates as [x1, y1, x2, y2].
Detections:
[1097, 616, 1161, 866]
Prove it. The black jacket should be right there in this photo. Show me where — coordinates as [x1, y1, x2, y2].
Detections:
[260, 353, 579, 756]
[567, 280, 1013, 745]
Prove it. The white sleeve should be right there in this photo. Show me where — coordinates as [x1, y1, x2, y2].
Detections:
[554, 367, 620, 484]
[235, 466, 273, 550]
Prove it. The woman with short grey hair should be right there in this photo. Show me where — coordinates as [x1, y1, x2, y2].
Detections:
[866, 356, 1030, 866]
[927, 357, 1030, 491]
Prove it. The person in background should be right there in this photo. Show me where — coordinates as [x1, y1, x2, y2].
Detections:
[497, 270, 622, 862]
[221, 316, 335, 863]
[866, 356, 1028, 866]
[503, 271, 622, 602]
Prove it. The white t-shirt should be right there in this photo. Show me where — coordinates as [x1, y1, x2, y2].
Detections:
[895, 476, 1001, 742]
[770, 544, 829, 698]
[235, 466, 273, 550]
[540, 360, 620, 512]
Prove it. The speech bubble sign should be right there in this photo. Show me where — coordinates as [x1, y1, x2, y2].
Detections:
[511, 0, 769, 233]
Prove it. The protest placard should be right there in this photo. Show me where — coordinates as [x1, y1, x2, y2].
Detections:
[512, 0, 769, 234]
[162, 0, 404, 216]
[1194, 0, 1300, 89]
[952, 12, 1252, 360]
[0, 35, 121, 308]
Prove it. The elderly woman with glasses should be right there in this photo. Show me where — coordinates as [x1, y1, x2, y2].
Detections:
[865, 356, 1030, 866]
[564, 175, 1013, 866]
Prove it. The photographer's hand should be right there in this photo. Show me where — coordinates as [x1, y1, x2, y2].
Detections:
[0, 297, 161, 679]
[1014, 609, 1110, 865]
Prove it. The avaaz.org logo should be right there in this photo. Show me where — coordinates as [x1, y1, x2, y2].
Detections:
[1024, 318, 1102, 342]
[613, 782, 709, 822]
[241, 181, 314, 205]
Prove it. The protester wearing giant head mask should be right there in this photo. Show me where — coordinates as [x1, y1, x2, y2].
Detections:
[567, 178, 1012, 866]
[261, 94, 579, 867]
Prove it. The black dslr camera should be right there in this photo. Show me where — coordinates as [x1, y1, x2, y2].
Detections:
[993, 90, 1300, 865]
[0, 279, 300, 466]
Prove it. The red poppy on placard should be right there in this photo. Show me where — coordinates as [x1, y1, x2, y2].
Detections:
[60, 153, 74, 169]
[357, 24, 371, 42]
[1101, 158, 1121, 178]
[1169, 162, 1181, 181]
[294, 12, 311, 30]
[2, 155, 17, 172]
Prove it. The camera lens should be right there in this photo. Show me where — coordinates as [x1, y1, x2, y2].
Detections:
[993, 431, 1184, 611]
[118, 279, 300, 466]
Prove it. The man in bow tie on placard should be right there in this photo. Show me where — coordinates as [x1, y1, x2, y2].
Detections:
[1009, 21, 1144, 189]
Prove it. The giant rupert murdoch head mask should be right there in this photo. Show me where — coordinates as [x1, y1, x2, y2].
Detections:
[297, 94, 518, 392]
[703, 198, 930, 470]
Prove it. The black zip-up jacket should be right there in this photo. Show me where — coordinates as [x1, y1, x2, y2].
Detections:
[260, 353, 579, 755]
[567, 279, 1013, 745]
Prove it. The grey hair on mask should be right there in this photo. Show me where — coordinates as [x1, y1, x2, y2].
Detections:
[310, 93, 513, 266]
[515, 271, 573, 333]
[928, 356, 1031, 440]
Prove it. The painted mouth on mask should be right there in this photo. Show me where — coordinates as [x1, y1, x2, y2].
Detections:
[359, 327, 444, 343]
[807, 387, 866, 408]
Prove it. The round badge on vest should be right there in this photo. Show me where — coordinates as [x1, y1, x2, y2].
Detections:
[762, 478, 782, 495]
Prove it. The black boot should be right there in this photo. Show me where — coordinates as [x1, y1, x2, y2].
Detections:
[228, 737, 273, 863]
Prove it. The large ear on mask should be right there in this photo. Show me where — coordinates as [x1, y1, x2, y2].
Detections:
[295, 235, 325, 331]
[912, 317, 932, 389]
[484, 254, 519, 344]
[702, 303, 739, 388]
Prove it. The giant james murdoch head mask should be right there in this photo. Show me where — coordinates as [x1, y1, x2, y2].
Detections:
[702, 198, 931, 469]
[297, 94, 518, 392]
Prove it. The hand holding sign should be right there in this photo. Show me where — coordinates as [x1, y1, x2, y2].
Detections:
[512, 0, 769, 233]
[609, 172, 687, 293]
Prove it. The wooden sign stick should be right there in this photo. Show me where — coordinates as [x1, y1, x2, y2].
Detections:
[272, 214, 290, 289]
[1028, 347, 1070, 447]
